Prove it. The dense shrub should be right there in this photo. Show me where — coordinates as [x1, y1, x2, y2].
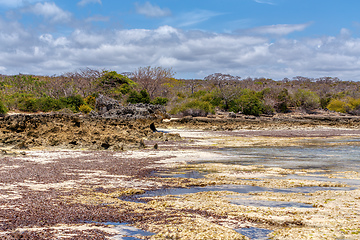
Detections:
[59, 95, 84, 112]
[0, 100, 8, 115]
[327, 97, 360, 114]
[100, 71, 135, 87]
[170, 99, 215, 117]
[79, 104, 92, 114]
[84, 95, 96, 108]
[327, 99, 347, 113]
[294, 89, 320, 111]
[151, 97, 169, 105]
[36, 97, 64, 112]
[18, 97, 39, 112]
[127, 89, 151, 104]
[229, 90, 268, 116]
[276, 88, 291, 113]
[16, 95, 85, 113]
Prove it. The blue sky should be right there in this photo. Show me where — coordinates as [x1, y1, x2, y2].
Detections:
[1, 0, 360, 80]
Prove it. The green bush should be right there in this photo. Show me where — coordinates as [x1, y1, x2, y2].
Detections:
[100, 71, 136, 87]
[59, 95, 85, 112]
[327, 97, 360, 114]
[0, 101, 8, 115]
[276, 88, 291, 113]
[84, 95, 96, 108]
[18, 97, 39, 112]
[320, 97, 332, 109]
[16, 95, 85, 113]
[79, 104, 93, 114]
[348, 97, 360, 110]
[327, 99, 347, 113]
[170, 99, 215, 117]
[127, 89, 151, 104]
[151, 97, 169, 105]
[295, 89, 320, 110]
[229, 90, 266, 116]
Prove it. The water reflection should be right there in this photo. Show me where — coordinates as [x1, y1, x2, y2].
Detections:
[211, 143, 360, 172]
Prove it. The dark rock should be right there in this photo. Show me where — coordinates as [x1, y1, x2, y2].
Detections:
[150, 122, 157, 132]
[93, 95, 170, 120]
[95, 94, 123, 114]
[228, 112, 237, 118]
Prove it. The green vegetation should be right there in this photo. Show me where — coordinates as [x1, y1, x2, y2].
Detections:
[0, 100, 8, 115]
[127, 89, 151, 104]
[1, 68, 360, 116]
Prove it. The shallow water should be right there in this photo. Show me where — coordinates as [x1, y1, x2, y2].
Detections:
[122, 185, 355, 203]
[147, 137, 360, 239]
[228, 196, 313, 208]
[210, 142, 360, 172]
[235, 227, 273, 240]
[90, 222, 154, 240]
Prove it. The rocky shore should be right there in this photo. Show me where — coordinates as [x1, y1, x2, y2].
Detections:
[0, 105, 360, 239]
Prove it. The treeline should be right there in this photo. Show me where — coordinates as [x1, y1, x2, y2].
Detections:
[1, 67, 360, 116]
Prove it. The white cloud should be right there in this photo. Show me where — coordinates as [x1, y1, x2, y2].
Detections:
[0, 0, 44, 8]
[1, 23, 360, 80]
[135, 2, 171, 18]
[78, 0, 102, 7]
[26, 2, 72, 22]
[245, 23, 311, 36]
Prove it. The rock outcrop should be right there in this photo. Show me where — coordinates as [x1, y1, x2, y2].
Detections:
[0, 113, 157, 150]
[91, 94, 170, 120]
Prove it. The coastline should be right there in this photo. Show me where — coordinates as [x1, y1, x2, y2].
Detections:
[0, 114, 360, 239]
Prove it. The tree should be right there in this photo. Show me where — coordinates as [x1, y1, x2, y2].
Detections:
[132, 66, 174, 99]
[204, 73, 241, 110]
[64, 68, 102, 97]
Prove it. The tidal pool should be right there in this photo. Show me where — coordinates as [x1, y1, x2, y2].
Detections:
[209, 143, 360, 172]
[88, 222, 154, 240]
[235, 227, 273, 240]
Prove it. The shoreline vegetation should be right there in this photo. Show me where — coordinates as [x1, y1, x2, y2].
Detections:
[1, 67, 360, 239]
[1, 67, 360, 118]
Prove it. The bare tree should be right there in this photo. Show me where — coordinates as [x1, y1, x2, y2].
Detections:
[132, 66, 174, 99]
[64, 68, 103, 97]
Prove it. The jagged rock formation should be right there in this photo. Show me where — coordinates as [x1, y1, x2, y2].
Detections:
[0, 94, 179, 150]
[91, 94, 170, 120]
[0, 113, 160, 150]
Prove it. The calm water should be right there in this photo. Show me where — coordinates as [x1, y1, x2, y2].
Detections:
[210, 141, 360, 172]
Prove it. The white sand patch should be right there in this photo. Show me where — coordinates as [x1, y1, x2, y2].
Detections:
[114, 149, 233, 167]
[0, 165, 21, 171]
[13, 151, 96, 164]
[17, 180, 77, 191]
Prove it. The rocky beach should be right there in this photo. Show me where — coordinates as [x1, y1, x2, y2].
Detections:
[0, 109, 360, 239]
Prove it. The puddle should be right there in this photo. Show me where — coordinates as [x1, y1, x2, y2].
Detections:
[235, 227, 272, 240]
[284, 174, 360, 186]
[87, 222, 154, 239]
[121, 184, 355, 203]
[272, 186, 356, 193]
[153, 170, 207, 179]
[228, 196, 313, 208]
[121, 185, 270, 202]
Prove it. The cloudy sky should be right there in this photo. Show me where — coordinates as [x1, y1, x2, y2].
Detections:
[1, 0, 360, 80]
